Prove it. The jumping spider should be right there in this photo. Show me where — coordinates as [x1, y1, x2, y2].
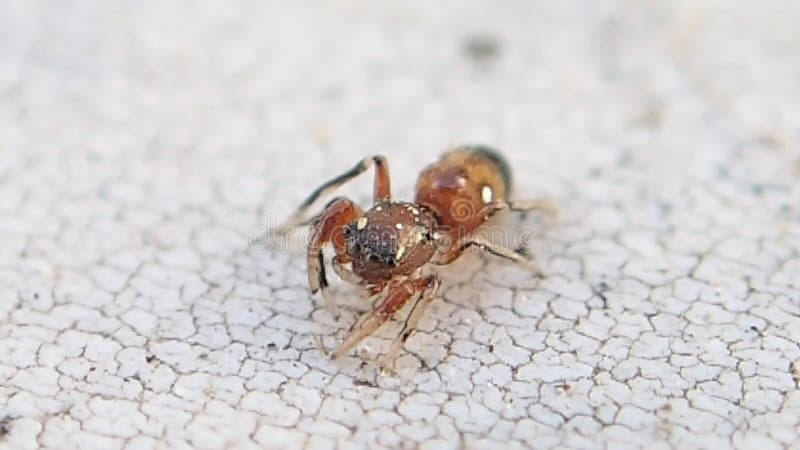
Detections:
[280, 145, 554, 368]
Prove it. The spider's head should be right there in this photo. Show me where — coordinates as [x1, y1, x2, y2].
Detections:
[344, 202, 439, 280]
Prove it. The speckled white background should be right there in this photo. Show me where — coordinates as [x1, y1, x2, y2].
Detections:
[1, 1, 799, 449]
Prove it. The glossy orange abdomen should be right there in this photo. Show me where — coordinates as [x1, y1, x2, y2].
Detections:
[414, 146, 512, 246]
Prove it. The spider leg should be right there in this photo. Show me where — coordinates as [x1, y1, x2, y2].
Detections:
[280, 155, 391, 229]
[496, 198, 559, 222]
[332, 255, 363, 284]
[436, 234, 538, 272]
[307, 198, 362, 318]
[360, 281, 389, 300]
[333, 276, 434, 359]
[380, 275, 440, 370]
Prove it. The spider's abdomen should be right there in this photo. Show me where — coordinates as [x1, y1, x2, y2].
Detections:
[414, 145, 511, 242]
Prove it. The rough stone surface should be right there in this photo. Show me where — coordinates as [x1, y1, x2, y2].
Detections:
[1, 1, 799, 449]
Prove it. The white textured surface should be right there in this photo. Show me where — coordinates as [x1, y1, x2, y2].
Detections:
[2, 1, 800, 449]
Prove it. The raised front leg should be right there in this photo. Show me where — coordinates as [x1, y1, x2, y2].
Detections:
[307, 198, 362, 316]
[333, 275, 439, 361]
[280, 155, 391, 229]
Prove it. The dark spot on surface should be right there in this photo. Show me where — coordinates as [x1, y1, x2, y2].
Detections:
[146, 354, 157, 363]
[515, 245, 533, 257]
[617, 150, 634, 167]
[748, 325, 763, 336]
[33, 292, 39, 299]
[656, 201, 672, 217]
[754, 133, 781, 149]
[318, 85, 343, 101]
[267, 342, 277, 349]
[353, 378, 376, 388]
[0, 415, 13, 438]
[463, 34, 502, 62]
[489, 344, 495, 353]
[629, 99, 663, 129]
[597, 291, 609, 308]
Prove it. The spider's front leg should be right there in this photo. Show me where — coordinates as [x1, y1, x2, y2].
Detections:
[333, 275, 439, 370]
[433, 199, 551, 269]
[280, 155, 391, 230]
[307, 198, 362, 317]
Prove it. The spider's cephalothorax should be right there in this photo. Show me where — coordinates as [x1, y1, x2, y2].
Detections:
[280, 145, 555, 369]
[343, 202, 438, 283]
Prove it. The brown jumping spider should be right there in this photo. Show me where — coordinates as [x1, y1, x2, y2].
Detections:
[280, 145, 554, 369]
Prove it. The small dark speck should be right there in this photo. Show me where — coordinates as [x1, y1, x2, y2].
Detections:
[88, 367, 96, 372]
[588, 167, 604, 178]
[463, 34, 502, 61]
[0, 415, 12, 437]
[318, 85, 343, 101]
[489, 344, 495, 353]
[749, 325, 759, 332]
[353, 379, 375, 388]
[618, 150, 634, 167]
[146, 355, 156, 363]
[33, 293, 39, 299]
[267, 343, 277, 349]
[515, 245, 533, 257]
